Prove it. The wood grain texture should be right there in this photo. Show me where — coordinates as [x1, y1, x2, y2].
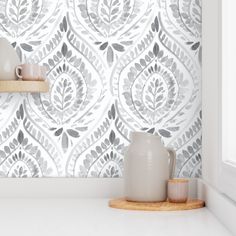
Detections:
[109, 198, 205, 211]
[0, 81, 49, 93]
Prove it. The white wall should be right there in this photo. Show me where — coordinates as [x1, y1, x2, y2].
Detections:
[202, 0, 220, 188]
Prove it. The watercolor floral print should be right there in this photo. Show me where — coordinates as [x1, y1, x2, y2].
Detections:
[0, 0, 201, 177]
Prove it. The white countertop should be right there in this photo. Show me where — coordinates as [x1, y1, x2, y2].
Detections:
[0, 198, 232, 236]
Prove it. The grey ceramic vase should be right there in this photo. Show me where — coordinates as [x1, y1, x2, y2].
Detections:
[124, 132, 176, 202]
[0, 38, 20, 80]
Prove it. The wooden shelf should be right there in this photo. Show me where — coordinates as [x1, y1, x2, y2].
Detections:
[0, 80, 49, 93]
[109, 198, 205, 211]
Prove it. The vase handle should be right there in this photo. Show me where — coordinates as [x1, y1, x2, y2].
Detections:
[167, 148, 176, 179]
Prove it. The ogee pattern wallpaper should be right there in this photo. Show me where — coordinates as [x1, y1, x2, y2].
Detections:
[0, 0, 201, 177]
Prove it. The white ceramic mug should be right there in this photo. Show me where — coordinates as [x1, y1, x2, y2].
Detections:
[16, 64, 46, 81]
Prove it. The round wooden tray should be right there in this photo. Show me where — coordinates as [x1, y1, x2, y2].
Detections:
[109, 198, 205, 211]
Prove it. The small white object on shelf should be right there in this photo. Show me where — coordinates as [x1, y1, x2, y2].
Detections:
[0, 38, 20, 81]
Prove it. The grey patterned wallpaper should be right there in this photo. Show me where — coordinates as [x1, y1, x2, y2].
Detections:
[0, 0, 201, 178]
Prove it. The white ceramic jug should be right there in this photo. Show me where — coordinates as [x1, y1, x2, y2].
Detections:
[124, 132, 176, 202]
[0, 38, 20, 80]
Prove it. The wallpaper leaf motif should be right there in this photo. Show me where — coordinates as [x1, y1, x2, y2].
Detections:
[0, 0, 201, 177]
[75, 0, 153, 67]
[0, 103, 61, 177]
